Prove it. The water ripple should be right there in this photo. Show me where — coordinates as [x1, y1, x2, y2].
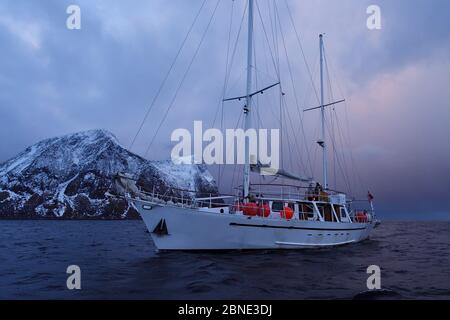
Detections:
[0, 221, 449, 299]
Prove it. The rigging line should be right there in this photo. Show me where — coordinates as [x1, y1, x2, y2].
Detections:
[212, 0, 244, 128]
[144, 0, 222, 158]
[270, 2, 283, 172]
[332, 107, 336, 189]
[326, 116, 352, 195]
[274, 9, 306, 176]
[281, 96, 299, 175]
[323, 48, 354, 195]
[129, 0, 208, 151]
[322, 75, 353, 194]
[252, 65, 279, 83]
[261, 22, 279, 128]
[253, 31, 262, 131]
[267, 0, 277, 72]
[222, 108, 243, 191]
[304, 55, 321, 182]
[275, 2, 314, 177]
[323, 50, 337, 189]
[254, 1, 279, 85]
[329, 84, 337, 189]
[257, 1, 285, 175]
[283, 0, 320, 104]
[323, 45, 366, 194]
[283, 97, 307, 175]
[302, 54, 319, 114]
[216, 0, 235, 189]
[332, 110, 352, 194]
[253, 36, 264, 186]
[322, 56, 352, 194]
[212, 3, 248, 197]
[310, 118, 321, 180]
[332, 112, 354, 195]
[216, 1, 248, 189]
[224, 0, 249, 90]
[221, 0, 249, 96]
[223, 70, 246, 99]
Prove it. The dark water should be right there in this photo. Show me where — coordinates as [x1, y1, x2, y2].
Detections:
[0, 220, 449, 300]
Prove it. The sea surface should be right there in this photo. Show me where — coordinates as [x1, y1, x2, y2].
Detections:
[0, 220, 449, 300]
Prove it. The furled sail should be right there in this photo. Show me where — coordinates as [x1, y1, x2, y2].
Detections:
[250, 162, 312, 183]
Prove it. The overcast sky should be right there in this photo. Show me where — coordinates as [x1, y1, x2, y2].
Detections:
[0, 0, 449, 220]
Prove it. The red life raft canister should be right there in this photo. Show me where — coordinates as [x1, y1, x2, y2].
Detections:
[258, 203, 271, 218]
[243, 202, 259, 216]
[355, 211, 368, 223]
[281, 207, 294, 220]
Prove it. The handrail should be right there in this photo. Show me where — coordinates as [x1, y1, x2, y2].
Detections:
[121, 176, 376, 219]
[238, 183, 348, 196]
[118, 174, 352, 201]
[134, 185, 364, 207]
[130, 189, 376, 225]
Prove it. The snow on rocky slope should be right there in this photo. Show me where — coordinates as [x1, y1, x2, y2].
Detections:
[0, 130, 218, 219]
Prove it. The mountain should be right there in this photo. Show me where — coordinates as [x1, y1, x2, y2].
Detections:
[0, 130, 218, 219]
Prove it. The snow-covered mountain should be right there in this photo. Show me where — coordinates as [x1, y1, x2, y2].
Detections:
[0, 130, 218, 219]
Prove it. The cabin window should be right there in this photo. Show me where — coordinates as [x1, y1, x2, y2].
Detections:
[302, 204, 315, 220]
[317, 206, 325, 217]
[319, 205, 333, 222]
[340, 208, 347, 219]
[272, 201, 284, 212]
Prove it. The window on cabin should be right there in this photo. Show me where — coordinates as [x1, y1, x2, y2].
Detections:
[317, 206, 325, 216]
[302, 204, 315, 220]
[272, 201, 284, 212]
[324, 205, 333, 222]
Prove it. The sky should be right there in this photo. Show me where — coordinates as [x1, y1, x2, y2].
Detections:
[0, 0, 449, 220]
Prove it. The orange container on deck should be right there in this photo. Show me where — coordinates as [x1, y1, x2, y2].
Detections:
[243, 202, 259, 216]
[355, 212, 368, 223]
[281, 207, 294, 220]
[258, 204, 271, 218]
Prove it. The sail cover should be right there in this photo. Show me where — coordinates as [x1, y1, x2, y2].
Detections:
[250, 162, 312, 183]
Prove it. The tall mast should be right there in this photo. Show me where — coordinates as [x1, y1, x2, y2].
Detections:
[319, 34, 328, 189]
[243, 0, 254, 199]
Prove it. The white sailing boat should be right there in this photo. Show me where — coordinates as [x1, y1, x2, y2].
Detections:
[129, 0, 379, 251]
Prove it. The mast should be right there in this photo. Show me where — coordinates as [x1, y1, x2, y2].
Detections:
[243, 0, 254, 200]
[319, 34, 328, 189]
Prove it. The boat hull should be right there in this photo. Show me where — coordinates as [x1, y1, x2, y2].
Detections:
[134, 200, 375, 251]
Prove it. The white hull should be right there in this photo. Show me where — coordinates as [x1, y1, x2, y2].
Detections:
[134, 200, 375, 251]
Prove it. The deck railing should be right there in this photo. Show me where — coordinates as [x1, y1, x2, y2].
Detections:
[126, 184, 376, 224]
[119, 175, 375, 222]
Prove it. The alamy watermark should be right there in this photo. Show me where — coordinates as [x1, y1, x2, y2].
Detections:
[66, 265, 81, 290]
[65, 4, 380, 32]
[171, 121, 280, 174]
[367, 5, 382, 30]
[366, 265, 381, 290]
[66, 4, 81, 30]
